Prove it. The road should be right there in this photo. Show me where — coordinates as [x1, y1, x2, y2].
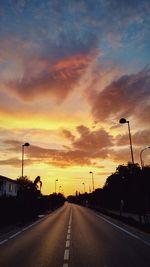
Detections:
[0, 203, 150, 267]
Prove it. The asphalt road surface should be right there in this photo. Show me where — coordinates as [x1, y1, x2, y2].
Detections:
[0, 203, 150, 267]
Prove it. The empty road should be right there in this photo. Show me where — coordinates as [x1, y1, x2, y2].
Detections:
[0, 203, 150, 267]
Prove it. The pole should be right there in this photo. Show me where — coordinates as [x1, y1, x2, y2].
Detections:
[90, 172, 94, 192]
[92, 173, 94, 191]
[55, 179, 58, 193]
[82, 183, 85, 193]
[22, 145, 24, 177]
[140, 147, 150, 168]
[140, 149, 145, 168]
[127, 121, 134, 164]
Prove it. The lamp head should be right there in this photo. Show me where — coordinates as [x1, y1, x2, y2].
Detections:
[23, 142, 30, 147]
[119, 118, 127, 124]
[89, 171, 93, 174]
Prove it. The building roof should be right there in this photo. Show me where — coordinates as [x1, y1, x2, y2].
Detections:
[0, 175, 18, 184]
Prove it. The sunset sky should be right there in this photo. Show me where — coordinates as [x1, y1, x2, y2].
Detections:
[0, 0, 149, 196]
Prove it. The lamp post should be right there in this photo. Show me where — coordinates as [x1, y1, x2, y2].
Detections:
[59, 185, 62, 193]
[140, 146, 150, 168]
[119, 118, 134, 164]
[82, 182, 85, 193]
[55, 179, 58, 193]
[22, 142, 30, 177]
[89, 171, 94, 192]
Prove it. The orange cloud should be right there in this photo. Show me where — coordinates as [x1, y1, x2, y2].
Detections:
[0, 158, 34, 168]
[3, 53, 92, 103]
[53, 54, 91, 70]
[61, 129, 75, 141]
[2, 125, 114, 168]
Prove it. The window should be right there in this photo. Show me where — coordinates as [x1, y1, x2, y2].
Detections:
[15, 185, 17, 193]
[9, 183, 13, 192]
[0, 181, 3, 191]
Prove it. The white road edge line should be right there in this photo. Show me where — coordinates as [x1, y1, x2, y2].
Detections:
[9, 231, 21, 239]
[64, 249, 69, 260]
[96, 214, 150, 247]
[0, 216, 46, 245]
[0, 239, 8, 245]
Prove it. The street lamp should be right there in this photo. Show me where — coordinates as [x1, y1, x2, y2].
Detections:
[140, 146, 150, 168]
[82, 182, 85, 193]
[119, 118, 134, 164]
[89, 171, 94, 192]
[22, 142, 30, 177]
[55, 179, 58, 193]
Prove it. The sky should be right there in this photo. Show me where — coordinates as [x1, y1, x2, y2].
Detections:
[0, 0, 150, 196]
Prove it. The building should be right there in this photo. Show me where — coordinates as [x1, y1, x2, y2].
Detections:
[0, 176, 18, 197]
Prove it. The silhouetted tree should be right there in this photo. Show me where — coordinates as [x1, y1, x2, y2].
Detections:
[33, 176, 42, 192]
[17, 176, 39, 197]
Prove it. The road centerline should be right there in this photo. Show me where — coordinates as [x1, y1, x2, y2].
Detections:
[62, 208, 72, 267]
[64, 249, 69, 260]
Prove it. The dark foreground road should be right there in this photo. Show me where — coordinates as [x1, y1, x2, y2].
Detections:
[0, 203, 150, 267]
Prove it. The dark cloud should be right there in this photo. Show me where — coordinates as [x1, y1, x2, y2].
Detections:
[89, 67, 150, 124]
[116, 129, 150, 147]
[110, 147, 140, 164]
[1, 0, 149, 59]
[73, 125, 113, 153]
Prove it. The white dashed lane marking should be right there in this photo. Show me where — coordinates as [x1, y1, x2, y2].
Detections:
[66, 240, 70, 248]
[67, 228, 71, 234]
[62, 209, 72, 267]
[67, 234, 70, 240]
[64, 249, 70, 260]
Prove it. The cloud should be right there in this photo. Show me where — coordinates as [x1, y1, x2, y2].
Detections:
[96, 171, 112, 176]
[89, 67, 150, 124]
[1, 45, 93, 102]
[104, 0, 150, 31]
[2, 125, 114, 168]
[4, 140, 23, 152]
[0, 157, 33, 168]
[73, 125, 113, 153]
[110, 147, 139, 164]
[61, 129, 75, 142]
[116, 129, 150, 147]
[27, 125, 114, 166]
